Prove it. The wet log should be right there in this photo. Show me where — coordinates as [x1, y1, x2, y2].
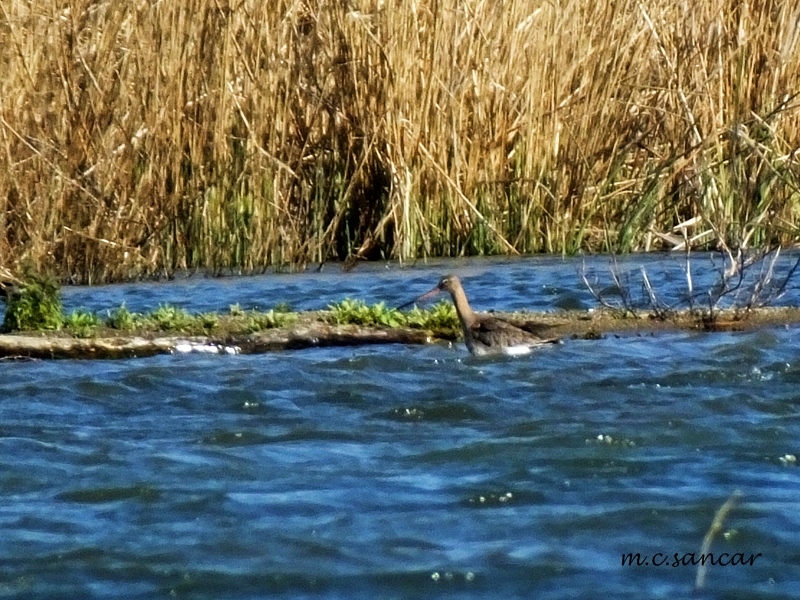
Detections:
[2, 306, 800, 360]
[0, 324, 437, 360]
[0, 335, 188, 360]
[240, 323, 437, 353]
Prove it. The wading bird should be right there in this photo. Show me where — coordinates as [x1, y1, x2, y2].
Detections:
[402, 275, 557, 356]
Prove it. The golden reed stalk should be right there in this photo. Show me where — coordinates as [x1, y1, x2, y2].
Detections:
[1, 0, 798, 282]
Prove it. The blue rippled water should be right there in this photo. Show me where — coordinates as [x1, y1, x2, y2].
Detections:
[1, 254, 800, 599]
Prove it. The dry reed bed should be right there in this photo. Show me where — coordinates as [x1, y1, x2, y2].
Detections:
[1, 0, 799, 282]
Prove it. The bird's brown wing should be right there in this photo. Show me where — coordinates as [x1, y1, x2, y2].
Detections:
[471, 316, 515, 334]
[519, 320, 556, 337]
[471, 316, 559, 345]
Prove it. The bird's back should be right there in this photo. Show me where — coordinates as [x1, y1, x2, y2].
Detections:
[468, 315, 555, 355]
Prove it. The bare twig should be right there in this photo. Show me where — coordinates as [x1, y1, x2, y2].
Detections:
[579, 259, 639, 318]
[610, 257, 639, 316]
[745, 248, 800, 309]
[580, 261, 623, 312]
[706, 250, 746, 307]
[695, 490, 743, 591]
[588, 245, 800, 324]
[747, 247, 780, 309]
[640, 267, 670, 320]
[684, 245, 695, 313]
[766, 252, 800, 303]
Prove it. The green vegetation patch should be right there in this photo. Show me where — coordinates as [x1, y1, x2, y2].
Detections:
[0, 272, 456, 339]
[145, 304, 206, 332]
[63, 309, 102, 338]
[403, 301, 460, 331]
[228, 304, 297, 332]
[106, 304, 139, 331]
[2, 272, 64, 332]
[328, 298, 459, 335]
[0, 293, 302, 337]
[328, 299, 407, 327]
[100, 303, 296, 336]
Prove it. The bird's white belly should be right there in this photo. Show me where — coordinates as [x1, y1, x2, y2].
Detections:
[470, 342, 534, 356]
[500, 344, 534, 356]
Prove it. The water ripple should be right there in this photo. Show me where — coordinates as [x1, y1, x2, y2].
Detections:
[3, 257, 800, 598]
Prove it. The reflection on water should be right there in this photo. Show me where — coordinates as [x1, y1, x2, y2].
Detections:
[1, 254, 800, 599]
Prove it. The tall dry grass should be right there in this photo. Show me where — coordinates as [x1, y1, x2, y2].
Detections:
[1, 0, 799, 282]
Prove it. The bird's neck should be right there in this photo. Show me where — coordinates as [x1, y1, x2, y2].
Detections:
[449, 286, 476, 328]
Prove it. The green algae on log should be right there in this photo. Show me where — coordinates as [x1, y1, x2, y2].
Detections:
[1, 307, 800, 360]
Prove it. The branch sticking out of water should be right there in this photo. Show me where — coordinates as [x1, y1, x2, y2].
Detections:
[694, 489, 742, 592]
[745, 248, 800, 310]
[579, 258, 638, 318]
[583, 246, 800, 324]
[580, 259, 672, 320]
[640, 267, 671, 320]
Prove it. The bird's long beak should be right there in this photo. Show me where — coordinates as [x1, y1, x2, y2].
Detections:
[396, 285, 442, 310]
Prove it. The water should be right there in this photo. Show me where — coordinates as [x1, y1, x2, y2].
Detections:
[2, 254, 800, 599]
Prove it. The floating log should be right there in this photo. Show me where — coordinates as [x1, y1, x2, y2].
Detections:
[1, 307, 800, 360]
[0, 323, 437, 360]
